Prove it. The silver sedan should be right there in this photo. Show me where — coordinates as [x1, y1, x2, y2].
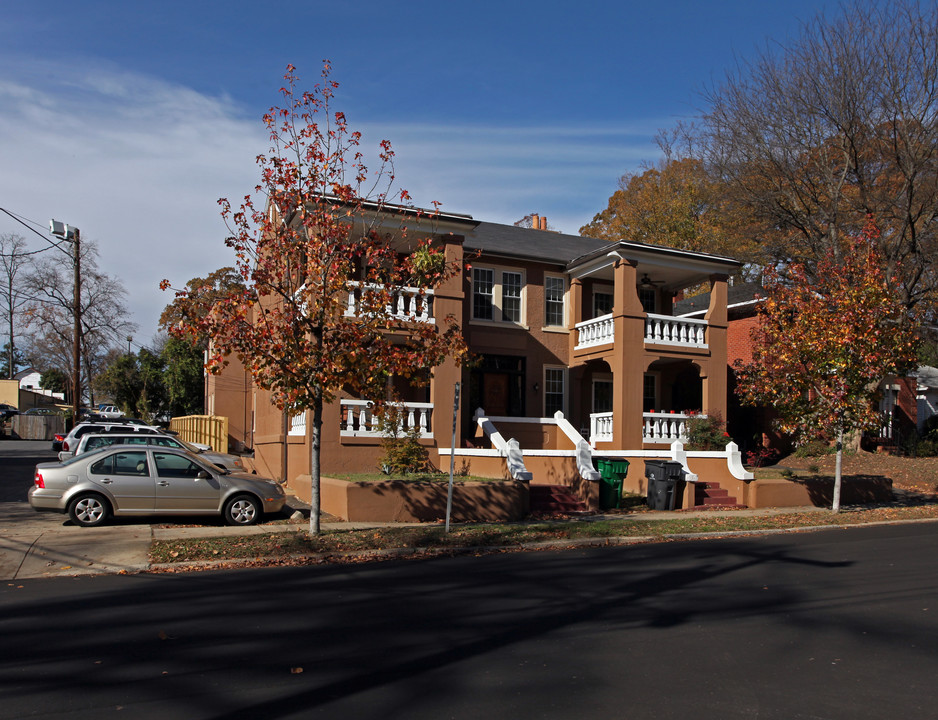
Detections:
[28, 446, 286, 527]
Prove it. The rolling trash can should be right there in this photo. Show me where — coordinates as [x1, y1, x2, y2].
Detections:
[596, 459, 630, 510]
[644, 460, 684, 511]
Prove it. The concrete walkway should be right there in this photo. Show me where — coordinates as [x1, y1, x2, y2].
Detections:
[0, 498, 839, 581]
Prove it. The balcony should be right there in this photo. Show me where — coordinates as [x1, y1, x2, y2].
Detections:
[589, 411, 700, 446]
[340, 399, 433, 438]
[344, 281, 435, 323]
[574, 313, 707, 351]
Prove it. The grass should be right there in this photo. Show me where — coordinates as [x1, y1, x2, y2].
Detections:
[149, 501, 938, 566]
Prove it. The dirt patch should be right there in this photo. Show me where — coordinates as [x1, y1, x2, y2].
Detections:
[775, 450, 938, 496]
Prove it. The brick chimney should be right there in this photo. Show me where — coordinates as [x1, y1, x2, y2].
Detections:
[531, 213, 540, 229]
[539, 215, 547, 230]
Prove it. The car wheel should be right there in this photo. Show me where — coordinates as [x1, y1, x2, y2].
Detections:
[224, 495, 260, 526]
[68, 493, 110, 527]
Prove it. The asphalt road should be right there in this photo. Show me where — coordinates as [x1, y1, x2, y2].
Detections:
[2, 521, 938, 719]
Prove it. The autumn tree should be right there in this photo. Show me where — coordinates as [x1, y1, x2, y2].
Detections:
[580, 157, 763, 275]
[163, 64, 467, 534]
[734, 219, 919, 512]
[694, 0, 938, 314]
[159, 267, 244, 348]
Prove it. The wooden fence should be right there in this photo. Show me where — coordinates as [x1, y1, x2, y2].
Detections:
[170, 415, 229, 453]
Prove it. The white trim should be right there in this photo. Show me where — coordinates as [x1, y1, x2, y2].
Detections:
[543, 365, 567, 417]
[543, 272, 567, 328]
[471, 263, 528, 326]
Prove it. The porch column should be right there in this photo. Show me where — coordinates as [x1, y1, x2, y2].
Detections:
[702, 274, 729, 419]
[431, 236, 466, 449]
[568, 277, 583, 362]
[611, 257, 645, 448]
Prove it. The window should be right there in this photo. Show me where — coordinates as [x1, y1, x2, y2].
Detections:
[592, 377, 613, 413]
[544, 367, 566, 416]
[593, 290, 613, 318]
[90, 451, 150, 476]
[643, 374, 658, 412]
[502, 271, 523, 322]
[544, 275, 566, 327]
[472, 268, 494, 320]
[154, 453, 204, 478]
[472, 266, 526, 324]
[639, 287, 656, 313]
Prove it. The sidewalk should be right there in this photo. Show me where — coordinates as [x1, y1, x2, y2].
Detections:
[0, 497, 838, 581]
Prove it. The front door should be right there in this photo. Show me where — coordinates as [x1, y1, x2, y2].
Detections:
[152, 452, 222, 512]
[483, 373, 510, 416]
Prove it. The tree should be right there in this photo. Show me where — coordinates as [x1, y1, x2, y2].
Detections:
[159, 267, 245, 348]
[580, 156, 763, 275]
[694, 0, 938, 313]
[0, 233, 34, 379]
[163, 63, 467, 534]
[0, 342, 29, 378]
[161, 336, 204, 417]
[27, 240, 136, 406]
[40, 368, 67, 393]
[94, 347, 167, 422]
[734, 219, 919, 512]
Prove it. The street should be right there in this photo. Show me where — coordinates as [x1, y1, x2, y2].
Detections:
[2, 520, 938, 719]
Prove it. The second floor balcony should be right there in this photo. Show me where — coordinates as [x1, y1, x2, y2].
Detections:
[344, 281, 435, 324]
[574, 313, 708, 352]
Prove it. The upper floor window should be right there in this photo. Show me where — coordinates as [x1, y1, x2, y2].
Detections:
[544, 275, 566, 327]
[639, 287, 656, 313]
[593, 290, 613, 318]
[472, 266, 526, 325]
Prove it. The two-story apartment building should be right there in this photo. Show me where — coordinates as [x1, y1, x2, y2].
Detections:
[208, 209, 742, 504]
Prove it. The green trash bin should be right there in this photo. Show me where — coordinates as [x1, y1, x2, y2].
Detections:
[596, 459, 630, 510]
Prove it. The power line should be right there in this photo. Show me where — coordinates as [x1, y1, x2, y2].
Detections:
[0, 207, 70, 256]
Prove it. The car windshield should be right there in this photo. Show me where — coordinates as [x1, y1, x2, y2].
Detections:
[180, 450, 228, 475]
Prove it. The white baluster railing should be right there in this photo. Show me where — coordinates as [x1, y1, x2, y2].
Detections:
[340, 399, 433, 438]
[345, 281, 435, 323]
[574, 313, 615, 349]
[642, 412, 702, 444]
[645, 313, 707, 348]
[589, 412, 614, 443]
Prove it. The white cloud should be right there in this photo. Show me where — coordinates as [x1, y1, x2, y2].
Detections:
[0, 63, 661, 341]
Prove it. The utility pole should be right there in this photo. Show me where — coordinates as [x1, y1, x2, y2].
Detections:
[50, 220, 81, 424]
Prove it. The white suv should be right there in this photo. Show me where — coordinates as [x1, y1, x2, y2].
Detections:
[59, 420, 208, 455]
[60, 432, 247, 472]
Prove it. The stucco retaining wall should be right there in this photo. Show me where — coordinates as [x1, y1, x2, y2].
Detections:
[292, 474, 528, 522]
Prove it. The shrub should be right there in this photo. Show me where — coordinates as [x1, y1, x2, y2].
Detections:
[378, 407, 431, 475]
[793, 439, 835, 457]
[745, 447, 780, 468]
[685, 412, 730, 451]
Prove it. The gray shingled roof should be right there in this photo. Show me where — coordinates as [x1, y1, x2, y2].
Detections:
[464, 222, 609, 266]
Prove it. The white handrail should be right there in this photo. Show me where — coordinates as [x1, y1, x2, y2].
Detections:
[340, 399, 433, 438]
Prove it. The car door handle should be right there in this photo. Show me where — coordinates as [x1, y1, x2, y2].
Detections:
[100, 479, 113, 484]
[157, 481, 170, 486]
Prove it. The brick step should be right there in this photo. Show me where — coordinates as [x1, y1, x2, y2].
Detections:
[692, 481, 745, 510]
[529, 484, 590, 515]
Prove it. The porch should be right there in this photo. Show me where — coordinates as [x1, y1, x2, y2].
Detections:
[574, 313, 708, 352]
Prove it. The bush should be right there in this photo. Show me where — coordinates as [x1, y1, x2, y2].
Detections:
[378, 407, 431, 475]
[685, 412, 731, 451]
[745, 447, 780, 468]
[793, 439, 835, 457]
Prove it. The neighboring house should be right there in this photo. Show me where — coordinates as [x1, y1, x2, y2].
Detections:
[210, 208, 746, 507]
[913, 366, 938, 434]
[14, 368, 66, 403]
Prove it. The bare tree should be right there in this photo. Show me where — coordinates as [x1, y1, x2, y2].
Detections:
[27, 240, 136, 406]
[0, 233, 34, 378]
[695, 0, 938, 312]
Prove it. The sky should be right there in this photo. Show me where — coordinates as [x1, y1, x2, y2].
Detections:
[0, 0, 845, 345]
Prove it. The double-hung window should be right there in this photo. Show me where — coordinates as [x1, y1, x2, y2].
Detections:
[544, 367, 566, 416]
[472, 266, 525, 325]
[544, 275, 566, 327]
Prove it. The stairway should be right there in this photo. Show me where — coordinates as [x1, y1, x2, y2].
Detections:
[528, 484, 590, 515]
[690, 481, 745, 509]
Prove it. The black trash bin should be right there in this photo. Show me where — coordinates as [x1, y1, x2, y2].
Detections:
[644, 460, 684, 511]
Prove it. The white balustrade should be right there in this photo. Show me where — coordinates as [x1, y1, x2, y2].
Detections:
[345, 281, 435, 323]
[643, 412, 701, 444]
[288, 412, 306, 436]
[340, 399, 433, 438]
[574, 314, 614, 349]
[645, 313, 707, 348]
[589, 412, 613, 443]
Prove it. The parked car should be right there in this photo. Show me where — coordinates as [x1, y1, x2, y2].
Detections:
[59, 432, 248, 472]
[29, 446, 285, 527]
[22, 407, 63, 416]
[56, 420, 211, 454]
[0, 403, 17, 421]
[96, 405, 124, 419]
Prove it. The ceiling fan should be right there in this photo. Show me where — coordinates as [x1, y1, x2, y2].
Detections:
[640, 273, 665, 288]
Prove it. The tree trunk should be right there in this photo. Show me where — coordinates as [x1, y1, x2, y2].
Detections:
[309, 392, 323, 535]
[832, 423, 844, 513]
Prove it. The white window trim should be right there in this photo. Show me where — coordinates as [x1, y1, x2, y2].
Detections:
[471, 263, 528, 327]
[543, 273, 567, 329]
[543, 365, 567, 417]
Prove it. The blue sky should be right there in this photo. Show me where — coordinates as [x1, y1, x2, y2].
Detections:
[0, 0, 843, 341]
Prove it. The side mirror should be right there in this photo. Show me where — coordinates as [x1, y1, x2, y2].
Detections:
[196, 470, 210, 480]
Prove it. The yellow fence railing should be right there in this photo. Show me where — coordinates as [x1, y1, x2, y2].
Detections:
[170, 415, 229, 453]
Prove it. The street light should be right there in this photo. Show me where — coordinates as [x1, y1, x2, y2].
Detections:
[49, 220, 81, 424]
